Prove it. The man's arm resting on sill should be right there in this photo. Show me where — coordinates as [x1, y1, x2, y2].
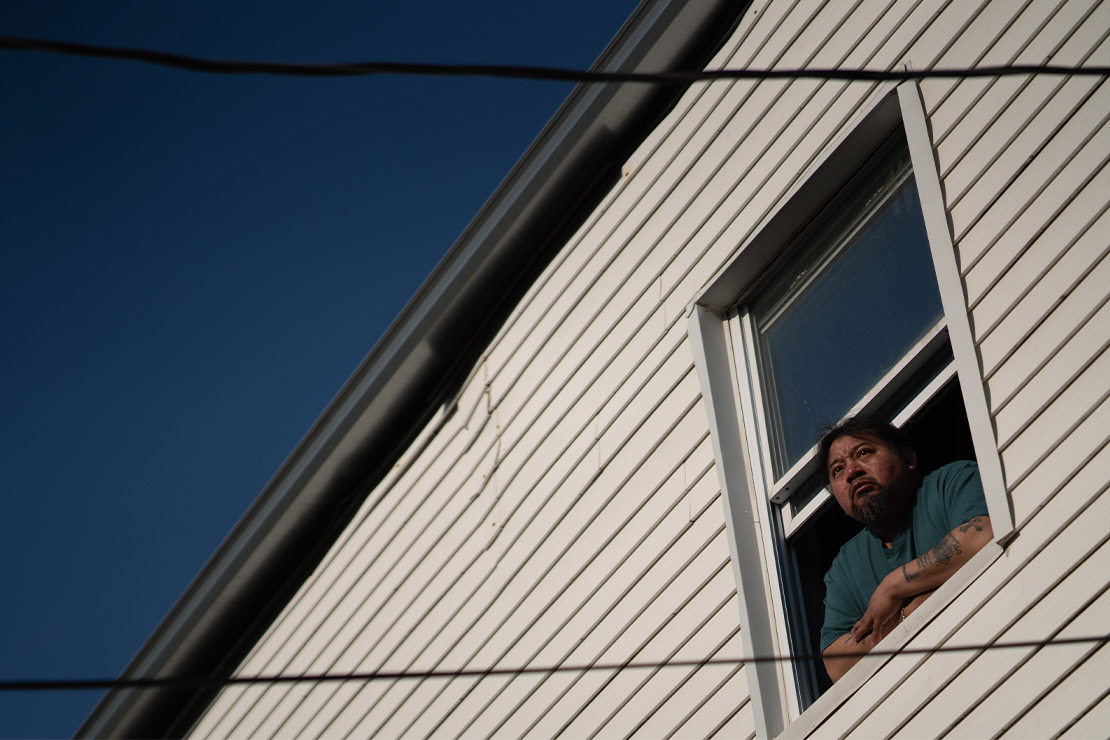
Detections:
[822, 514, 993, 682]
[823, 590, 931, 683]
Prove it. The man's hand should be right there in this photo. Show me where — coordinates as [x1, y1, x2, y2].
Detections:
[823, 590, 934, 682]
[824, 610, 901, 682]
[852, 580, 901, 646]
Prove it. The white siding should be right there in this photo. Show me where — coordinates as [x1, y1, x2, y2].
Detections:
[800, 1, 1110, 736]
[1059, 684, 1110, 739]
[189, 0, 1110, 737]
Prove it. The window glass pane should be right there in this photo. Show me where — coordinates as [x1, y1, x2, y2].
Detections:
[751, 152, 943, 477]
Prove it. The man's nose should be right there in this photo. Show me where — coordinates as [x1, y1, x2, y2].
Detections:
[845, 459, 863, 479]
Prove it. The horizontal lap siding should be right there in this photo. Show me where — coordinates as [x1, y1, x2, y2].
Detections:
[807, 0, 1110, 737]
[186, 6, 776, 737]
[189, 0, 1109, 737]
[186, 0, 896, 734]
[899, 523, 1110, 738]
[959, 0, 1110, 495]
[1060, 685, 1110, 738]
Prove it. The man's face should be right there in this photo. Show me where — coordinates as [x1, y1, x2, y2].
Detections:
[827, 434, 917, 529]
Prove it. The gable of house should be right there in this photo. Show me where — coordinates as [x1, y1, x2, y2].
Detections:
[85, 0, 1110, 737]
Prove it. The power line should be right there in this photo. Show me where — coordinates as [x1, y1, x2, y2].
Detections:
[4, 31, 1108, 706]
[4, 634, 1106, 692]
[1, 35, 1109, 83]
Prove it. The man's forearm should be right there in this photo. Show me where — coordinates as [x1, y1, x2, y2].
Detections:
[849, 516, 993, 646]
[888, 515, 992, 601]
[823, 590, 931, 682]
[823, 633, 869, 683]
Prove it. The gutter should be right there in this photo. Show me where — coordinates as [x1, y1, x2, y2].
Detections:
[77, 0, 750, 736]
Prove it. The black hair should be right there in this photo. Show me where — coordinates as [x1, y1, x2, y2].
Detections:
[816, 415, 914, 486]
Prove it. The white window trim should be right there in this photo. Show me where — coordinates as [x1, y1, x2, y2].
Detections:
[899, 81, 1012, 538]
[686, 80, 1013, 739]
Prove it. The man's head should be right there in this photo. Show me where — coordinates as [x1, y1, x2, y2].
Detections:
[818, 416, 918, 531]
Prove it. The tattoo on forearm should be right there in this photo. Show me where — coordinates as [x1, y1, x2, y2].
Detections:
[920, 533, 963, 569]
[903, 533, 963, 583]
[958, 515, 986, 534]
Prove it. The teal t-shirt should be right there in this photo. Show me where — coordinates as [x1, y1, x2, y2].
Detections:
[820, 460, 987, 652]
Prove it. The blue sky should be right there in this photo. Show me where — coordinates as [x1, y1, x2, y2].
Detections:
[0, 1, 638, 736]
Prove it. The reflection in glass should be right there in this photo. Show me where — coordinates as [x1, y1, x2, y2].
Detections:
[751, 145, 943, 477]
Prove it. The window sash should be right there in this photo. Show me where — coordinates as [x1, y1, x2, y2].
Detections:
[748, 142, 942, 478]
[783, 356, 957, 538]
[741, 316, 950, 505]
[736, 308, 954, 540]
[734, 307, 958, 711]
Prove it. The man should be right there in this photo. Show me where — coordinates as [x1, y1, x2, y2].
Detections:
[818, 416, 992, 682]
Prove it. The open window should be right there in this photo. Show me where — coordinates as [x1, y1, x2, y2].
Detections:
[687, 83, 1012, 736]
[733, 129, 973, 705]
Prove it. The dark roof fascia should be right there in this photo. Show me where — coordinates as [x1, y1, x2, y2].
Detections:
[77, 1, 750, 736]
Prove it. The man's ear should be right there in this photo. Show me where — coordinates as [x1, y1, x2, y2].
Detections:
[903, 448, 918, 471]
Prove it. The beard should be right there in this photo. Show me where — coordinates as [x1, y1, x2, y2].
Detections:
[852, 488, 892, 529]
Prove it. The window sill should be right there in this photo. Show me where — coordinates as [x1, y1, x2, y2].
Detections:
[778, 541, 1004, 739]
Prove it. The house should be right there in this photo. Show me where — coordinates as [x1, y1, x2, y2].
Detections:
[81, 0, 1110, 737]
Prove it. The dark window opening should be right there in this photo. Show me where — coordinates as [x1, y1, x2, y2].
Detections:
[784, 377, 975, 704]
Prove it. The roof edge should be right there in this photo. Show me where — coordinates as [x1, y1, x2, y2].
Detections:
[78, 1, 750, 736]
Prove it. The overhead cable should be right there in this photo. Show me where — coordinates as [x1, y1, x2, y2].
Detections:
[3, 634, 1106, 692]
[1, 35, 1109, 83]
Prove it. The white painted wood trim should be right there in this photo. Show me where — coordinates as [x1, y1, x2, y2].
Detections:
[899, 80, 1016, 541]
[735, 310, 805, 720]
[687, 305, 788, 740]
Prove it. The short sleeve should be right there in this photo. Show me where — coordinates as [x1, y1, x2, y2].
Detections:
[821, 553, 862, 652]
[937, 460, 989, 528]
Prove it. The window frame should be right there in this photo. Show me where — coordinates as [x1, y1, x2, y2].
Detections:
[686, 81, 1013, 738]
